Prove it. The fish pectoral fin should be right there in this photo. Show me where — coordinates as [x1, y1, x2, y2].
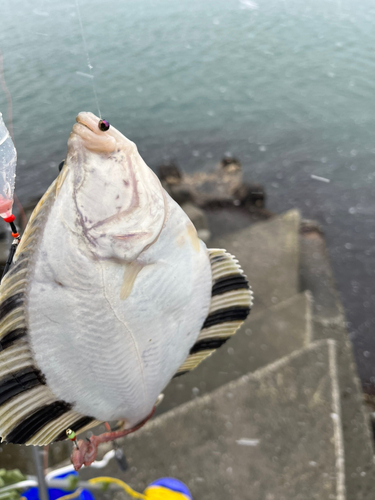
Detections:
[120, 261, 145, 300]
[173, 248, 254, 377]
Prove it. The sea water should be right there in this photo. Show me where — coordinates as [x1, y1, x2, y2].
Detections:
[1, 0, 375, 386]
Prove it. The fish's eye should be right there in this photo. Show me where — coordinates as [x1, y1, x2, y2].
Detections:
[98, 119, 110, 132]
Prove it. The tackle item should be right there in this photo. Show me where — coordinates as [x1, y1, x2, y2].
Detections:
[88, 476, 192, 500]
[0, 112, 16, 218]
[22, 470, 94, 500]
[144, 478, 192, 500]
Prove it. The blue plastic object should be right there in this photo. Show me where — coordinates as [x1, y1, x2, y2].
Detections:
[146, 478, 192, 499]
[23, 471, 94, 500]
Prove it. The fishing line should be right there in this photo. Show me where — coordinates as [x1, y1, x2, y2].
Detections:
[74, 0, 102, 118]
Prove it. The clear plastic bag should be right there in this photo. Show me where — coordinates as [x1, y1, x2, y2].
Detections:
[0, 112, 16, 218]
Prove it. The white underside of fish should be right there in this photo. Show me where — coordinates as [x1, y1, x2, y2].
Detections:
[27, 168, 211, 427]
[0, 113, 252, 446]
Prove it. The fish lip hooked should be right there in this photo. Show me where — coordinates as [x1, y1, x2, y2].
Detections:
[77, 121, 92, 132]
[70, 122, 97, 144]
[75, 112, 107, 136]
[70, 112, 117, 153]
[75, 116, 96, 133]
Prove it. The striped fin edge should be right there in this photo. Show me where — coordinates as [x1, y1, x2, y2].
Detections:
[0, 174, 101, 445]
[174, 248, 253, 376]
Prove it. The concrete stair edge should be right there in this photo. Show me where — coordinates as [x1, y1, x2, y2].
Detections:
[157, 290, 314, 415]
[210, 208, 301, 314]
[113, 339, 340, 442]
[299, 218, 375, 498]
[92, 339, 347, 500]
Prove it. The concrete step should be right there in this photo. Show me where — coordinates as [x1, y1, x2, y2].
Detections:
[0, 211, 303, 474]
[157, 291, 312, 415]
[299, 221, 345, 327]
[210, 209, 301, 314]
[299, 222, 375, 499]
[2, 210, 373, 500]
[325, 332, 375, 500]
[85, 340, 346, 500]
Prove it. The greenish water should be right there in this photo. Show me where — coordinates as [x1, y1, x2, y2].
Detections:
[1, 0, 375, 385]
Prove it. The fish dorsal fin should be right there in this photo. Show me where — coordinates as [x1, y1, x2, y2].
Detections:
[0, 176, 100, 445]
[174, 249, 253, 377]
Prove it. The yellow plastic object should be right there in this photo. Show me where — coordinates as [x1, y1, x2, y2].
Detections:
[88, 477, 146, 499]
[144, 485, 190, 499]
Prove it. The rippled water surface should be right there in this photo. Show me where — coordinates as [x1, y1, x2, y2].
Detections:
[1, 0, 375, 386]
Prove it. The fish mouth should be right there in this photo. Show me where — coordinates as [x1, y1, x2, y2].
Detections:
[76, 112, 102, 134]
[70, 112, 117, 153]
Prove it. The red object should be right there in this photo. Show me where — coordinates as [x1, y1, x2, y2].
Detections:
[4, 214, 15, 223]
[70, 406, 156, 471]
[11, 232, 19, 238]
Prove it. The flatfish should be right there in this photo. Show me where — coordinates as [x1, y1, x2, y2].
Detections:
[0, 112, 253, 446]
